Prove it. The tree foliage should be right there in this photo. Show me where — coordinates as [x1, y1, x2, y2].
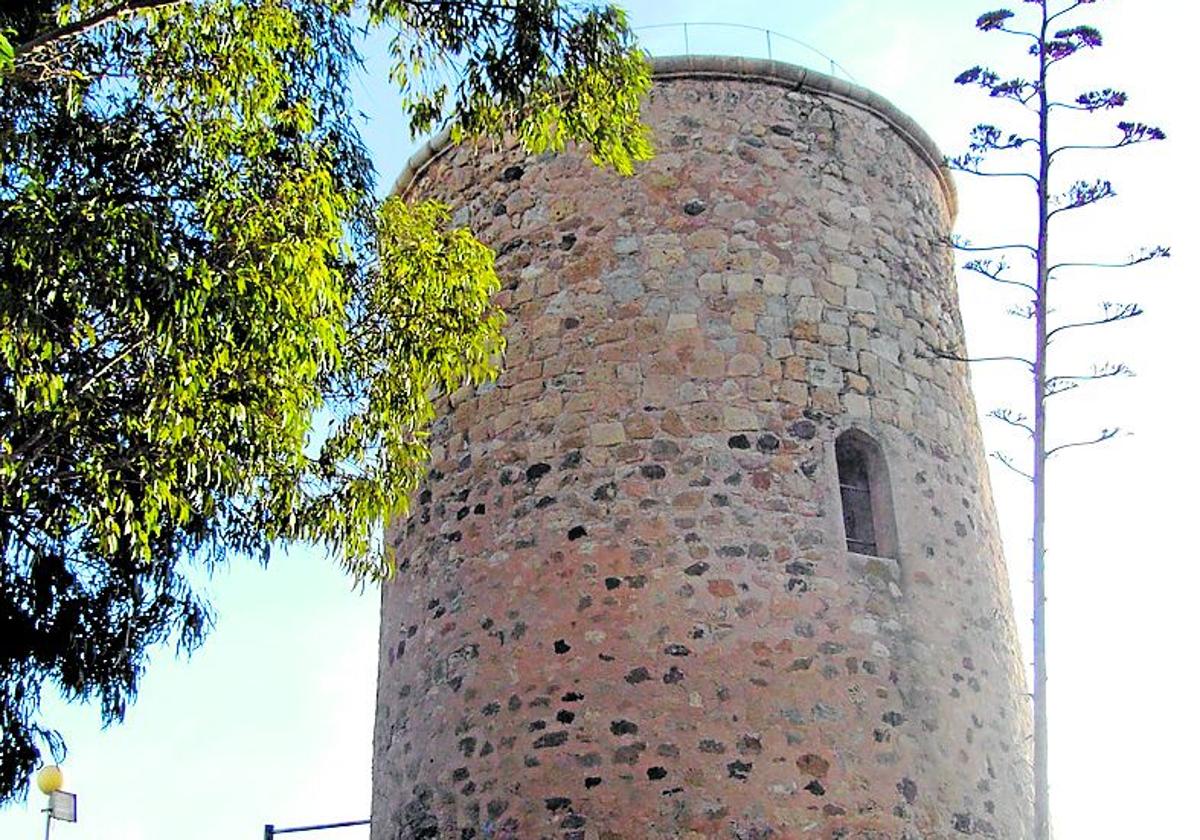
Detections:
[0, 0, 651, 803]
[947, 3, 1166, 837]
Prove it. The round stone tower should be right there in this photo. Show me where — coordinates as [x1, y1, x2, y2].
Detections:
[372, 56, 1032, 840]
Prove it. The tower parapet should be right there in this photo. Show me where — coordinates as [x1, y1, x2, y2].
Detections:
[372, 56, 1031, 840]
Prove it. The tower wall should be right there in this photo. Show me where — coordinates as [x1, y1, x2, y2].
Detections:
[372, 57, 1031, 840]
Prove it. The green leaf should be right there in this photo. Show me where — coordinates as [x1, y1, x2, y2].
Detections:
[0, 30, 14, 72]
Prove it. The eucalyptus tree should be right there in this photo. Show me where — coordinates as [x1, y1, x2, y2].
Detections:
[948, 2, 1166, 836]
[0, 0, 651, 803]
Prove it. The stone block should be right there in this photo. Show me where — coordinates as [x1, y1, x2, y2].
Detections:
[829, 263, 858, 287]
[731, 311, 758, 332]
[844, 393, 871, 417]
[726, 273, 755, 294]
[590, 422, 627, 446]
[846, 287, 877, 313]
[667, 312, 698, 331]
[728, 354, 762, 377]
[722, 405, 758, 431]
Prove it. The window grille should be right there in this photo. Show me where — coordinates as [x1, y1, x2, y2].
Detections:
[834, 430, 895, 558]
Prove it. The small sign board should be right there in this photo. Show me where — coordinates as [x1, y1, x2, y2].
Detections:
[49, 790, 76, 822]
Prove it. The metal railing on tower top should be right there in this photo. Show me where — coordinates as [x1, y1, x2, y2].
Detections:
[633, 22, 858, 84]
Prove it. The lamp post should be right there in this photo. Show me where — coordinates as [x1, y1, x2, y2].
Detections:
[34, 766, 76, 840]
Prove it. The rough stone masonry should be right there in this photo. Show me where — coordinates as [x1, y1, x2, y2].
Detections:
[371, 56, 1033, 840]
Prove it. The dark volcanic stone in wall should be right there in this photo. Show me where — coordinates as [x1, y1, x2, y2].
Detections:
[371, 58, 1032, 840]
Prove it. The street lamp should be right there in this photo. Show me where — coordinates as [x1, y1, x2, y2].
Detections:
[34, 767, 62, 797]
[263, 819, 370, 839]
[34, 766, 77, 840]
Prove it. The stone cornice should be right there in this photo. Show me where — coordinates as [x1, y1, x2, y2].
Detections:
[389, 55, 957, 221]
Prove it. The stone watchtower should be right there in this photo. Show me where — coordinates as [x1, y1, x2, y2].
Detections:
[372, 56, 1032, 839]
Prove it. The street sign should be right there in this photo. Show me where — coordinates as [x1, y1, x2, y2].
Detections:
[48, 790, 76, 822]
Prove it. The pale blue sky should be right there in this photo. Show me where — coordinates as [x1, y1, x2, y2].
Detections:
[2, 2, 1194, 838]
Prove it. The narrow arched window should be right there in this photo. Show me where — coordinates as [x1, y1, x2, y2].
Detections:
[835, 430, 897, 558]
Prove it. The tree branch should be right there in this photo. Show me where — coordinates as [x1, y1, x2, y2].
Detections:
[1050, 102, 1104, 112]
[995, 26, 1039, 41]
[1008, 302, 1036, 320]
[1051, 123, 1165, 159]
[1047, 302, 1142, 341]
[954, 65, 1041, 107]
[988, 408, 1034, 437]
[1044, 378, 1076, 398]
[1045, 363, 1133, 397]
[950, 236, 1037, 255]
[1049, 142, 1122, 157]
[1046, 428, 1119, 458]
[949, 165, 1040, 182]
[950, 125, 1038, 169]
[991, 450, 1032, 482]
[13, 0, 183, 63]
[1048, 179, 1116, 218]
[1050, 246, 1169, 273]
[1049, 85, 1131, 116]
[74, 338, 153, 395]
[963, 258, 1038, 293]
[926, 346, 1036, 371]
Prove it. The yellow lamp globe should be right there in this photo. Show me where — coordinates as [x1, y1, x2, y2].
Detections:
[35, 765, 63, 796]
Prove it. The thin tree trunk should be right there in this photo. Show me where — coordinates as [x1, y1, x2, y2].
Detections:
[1032, 3, 1052, 838]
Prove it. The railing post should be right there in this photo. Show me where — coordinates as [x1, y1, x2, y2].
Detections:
[264, 825, 275, 840]
[630, 22, 855, 85]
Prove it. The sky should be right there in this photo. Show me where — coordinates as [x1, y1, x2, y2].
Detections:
[2, 2, 1196, 838]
